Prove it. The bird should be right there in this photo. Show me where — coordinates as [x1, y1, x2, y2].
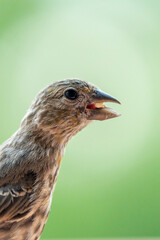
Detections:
[0, 79, 120, 240]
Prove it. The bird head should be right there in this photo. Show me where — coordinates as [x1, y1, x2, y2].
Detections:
[23, 79, 120, 143]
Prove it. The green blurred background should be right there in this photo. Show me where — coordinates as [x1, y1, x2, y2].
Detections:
[0, 0, 160, 239]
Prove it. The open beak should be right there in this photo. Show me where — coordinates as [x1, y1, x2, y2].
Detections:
[86, 89, 121, 121]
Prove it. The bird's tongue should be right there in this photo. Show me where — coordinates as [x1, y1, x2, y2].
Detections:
[86, 102, 120, 121]
[87, 104, 96, 109]
[87, 102, 105, 109]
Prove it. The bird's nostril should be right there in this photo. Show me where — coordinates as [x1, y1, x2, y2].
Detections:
[93, 90, 98, 95]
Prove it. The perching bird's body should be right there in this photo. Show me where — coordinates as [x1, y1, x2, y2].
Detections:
[0, 79, 120, 240]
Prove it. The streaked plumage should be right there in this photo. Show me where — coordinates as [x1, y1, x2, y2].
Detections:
[0, 79, 120, 240]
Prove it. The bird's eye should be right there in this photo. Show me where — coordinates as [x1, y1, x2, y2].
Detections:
[64, 89, 78, 100]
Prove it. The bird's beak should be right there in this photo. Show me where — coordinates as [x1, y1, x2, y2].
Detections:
[86, 89, 121, 121]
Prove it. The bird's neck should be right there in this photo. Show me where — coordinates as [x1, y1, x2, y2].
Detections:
[21, 106, 90, 148]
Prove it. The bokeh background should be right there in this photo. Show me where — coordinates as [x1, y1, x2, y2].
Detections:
[0, 0, 160, 239]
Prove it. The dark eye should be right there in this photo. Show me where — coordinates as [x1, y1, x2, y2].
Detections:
[64, 89, 78, 100]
